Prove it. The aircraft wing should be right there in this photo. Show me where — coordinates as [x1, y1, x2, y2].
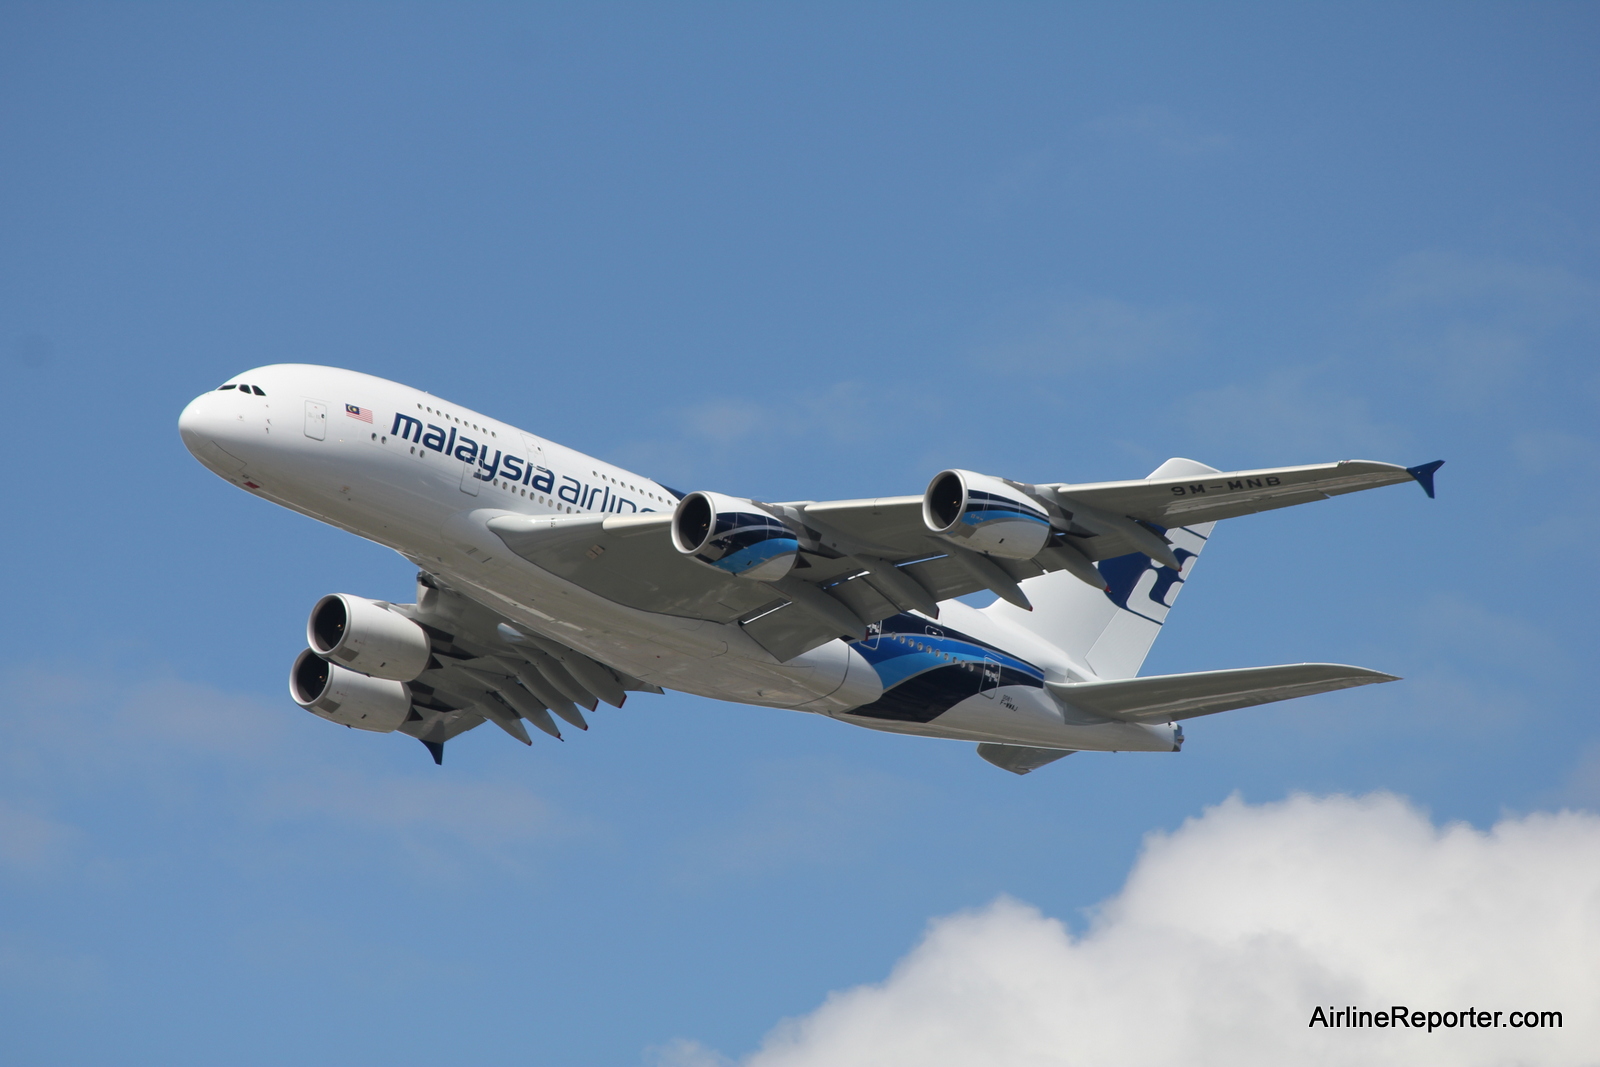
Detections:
[1038, 459, 1436, 529]
[379, 578, 668, 761]
[1047, 663, 1399, 725]
[486, 457, 1437, 664]
[486, 505, 1047, 661]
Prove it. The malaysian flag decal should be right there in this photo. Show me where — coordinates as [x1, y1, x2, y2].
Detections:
[345, 404, 373, 423]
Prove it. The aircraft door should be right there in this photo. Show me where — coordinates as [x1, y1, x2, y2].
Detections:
[980, 657, 1001, 698]
[459, 457, 480, 495]
[520, 435, 546, 488]
[304, 401, 327, 440]
[860, 621, 882, 651]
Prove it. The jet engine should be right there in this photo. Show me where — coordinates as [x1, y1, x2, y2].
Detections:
[290, 648, 412, 732]
[922, 469, 1052, 559]
[671, 491, 799, 581]
[306, 593, 432, 681]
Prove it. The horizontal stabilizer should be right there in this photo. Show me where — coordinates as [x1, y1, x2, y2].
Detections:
[976, 743, 1077, 775]
[1048, 663, 1399, 725]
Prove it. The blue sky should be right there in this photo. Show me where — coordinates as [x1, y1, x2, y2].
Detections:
[2, 4, 1597, 1064]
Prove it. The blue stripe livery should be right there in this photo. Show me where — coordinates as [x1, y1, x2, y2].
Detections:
[847, 613, 1045, 723]
[702, 532, 801, 576]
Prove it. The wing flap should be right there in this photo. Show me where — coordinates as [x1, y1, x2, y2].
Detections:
[1049, 663, 1398, 725]
[825, 572, 903, 628]
[739, 602, 838, 662]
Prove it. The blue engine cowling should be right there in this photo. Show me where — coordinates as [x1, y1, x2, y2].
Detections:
[922, 469, 1052, 559]
[672, 491, 800, 581]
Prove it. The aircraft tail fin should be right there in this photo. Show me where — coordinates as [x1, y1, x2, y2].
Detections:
[982, 458, 1218, 680]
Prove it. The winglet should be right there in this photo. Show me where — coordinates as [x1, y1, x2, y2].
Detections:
[421, 739, 444, 765]
[1405, 460, 1444, 499]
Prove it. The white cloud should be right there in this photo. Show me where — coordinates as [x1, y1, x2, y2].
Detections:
[653, 1038, 735, 1067]
[673, 793, 1600, 1066]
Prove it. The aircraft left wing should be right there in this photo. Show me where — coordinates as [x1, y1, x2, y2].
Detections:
[1047, 663, 1399, 725]
[485, 456, 1439, 664]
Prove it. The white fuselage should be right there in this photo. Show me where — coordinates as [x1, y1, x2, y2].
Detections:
[179, 364, 1175, 753]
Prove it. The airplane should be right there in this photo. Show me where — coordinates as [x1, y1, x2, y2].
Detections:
[178, 365, 1442, 775]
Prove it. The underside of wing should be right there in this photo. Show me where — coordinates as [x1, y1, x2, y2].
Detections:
[486, 506, 1034, 662]
[487, 512, 780, 622]
[377, 574, 665, 761]
[1048, 663, 1399, 725]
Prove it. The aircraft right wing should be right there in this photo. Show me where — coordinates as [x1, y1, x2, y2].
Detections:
[1037, 459, 1442, 530]
[1047, 663, 1399, 725]
[482, 457, 1439, 664]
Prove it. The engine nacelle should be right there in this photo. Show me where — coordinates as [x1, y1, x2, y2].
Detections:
[922, 469, 1052, 559]
[289, 648, 412, 732]
[671, 491, 799, 581]
[306, 593, 432, 681]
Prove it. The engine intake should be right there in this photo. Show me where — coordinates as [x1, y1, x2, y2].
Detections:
[307, 593, 432, 681]
[671, 491, 799, 581]
[922, 469, 1052, 559]
[290, 648, 412, 732]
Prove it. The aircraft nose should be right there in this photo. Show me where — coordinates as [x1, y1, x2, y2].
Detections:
[178, 391, 224, 453]
[179, 388, 252, 475]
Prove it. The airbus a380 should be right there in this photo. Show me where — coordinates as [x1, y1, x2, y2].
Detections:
[178, 365, 1441, 775]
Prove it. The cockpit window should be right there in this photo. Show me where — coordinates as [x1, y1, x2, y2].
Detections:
[250, 385, 266, 396]
[219, 384, 237, 390]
